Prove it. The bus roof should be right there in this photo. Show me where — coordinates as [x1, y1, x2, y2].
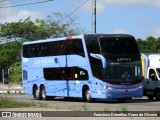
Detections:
[22, 35, 84, 45]
[23, 33, 134, 45]
[84, 33, 134, 39]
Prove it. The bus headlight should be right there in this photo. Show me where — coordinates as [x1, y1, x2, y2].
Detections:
[100, 84, 107, 88]
[138, 85, 143, 89]
[106, 86, 115, 91]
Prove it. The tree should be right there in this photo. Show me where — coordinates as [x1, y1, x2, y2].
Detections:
[136, 36, 160, 53]
[0, 40, 23, 69]
[0, 13, 86, 41]
[9, 62, 22, 83]
[0, 12, 87, 83]
[43, 12, 86, 38]
[0, 17, 47, 41]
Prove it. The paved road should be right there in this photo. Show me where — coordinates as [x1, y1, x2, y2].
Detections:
[1, 94, 160, 120]
[1, 94, 160, 111]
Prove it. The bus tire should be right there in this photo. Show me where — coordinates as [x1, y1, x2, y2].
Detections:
[83, 87, 93, 103]
[35, 86, 41, 100]
[155, 89, 160, 101]
[41, 86, 48, 100]
[33, 86, 36, 98]
[148, 95, 154, 100]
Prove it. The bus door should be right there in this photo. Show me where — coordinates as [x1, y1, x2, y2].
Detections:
[22, 69, 31, 94]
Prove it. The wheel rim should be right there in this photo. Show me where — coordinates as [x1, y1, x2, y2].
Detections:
[86, 89, 91, 101]
[155, 91, 160, 100]
[35, 88, 39, 98]
[42, 87, 46, 99]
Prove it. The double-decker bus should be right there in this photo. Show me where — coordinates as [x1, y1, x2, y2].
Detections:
[22, 34, 143, 102]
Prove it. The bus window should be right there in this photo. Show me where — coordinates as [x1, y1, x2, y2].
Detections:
[43, 67, 88, 80]
[23, 39, 85, 58]
[23, 70, 28, 80]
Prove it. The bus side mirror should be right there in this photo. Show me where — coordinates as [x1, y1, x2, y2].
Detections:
[90, 53, 106, 69]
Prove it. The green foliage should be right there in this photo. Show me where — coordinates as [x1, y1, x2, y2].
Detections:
[117, 105, 128, 112]
[0, 40, 23, 69]
[0, 13, 85, 41]
[137, 36, 160, 53]
[81, 104, 90, 111]
[0, 97, 49, 108]
[104, 105, 110, 112]
[0, 12, 87, 83]
[9, 62, 22, 83]
[0, 17, 47, 41]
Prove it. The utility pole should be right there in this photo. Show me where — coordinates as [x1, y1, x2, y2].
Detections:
[93, 0, 96, 33]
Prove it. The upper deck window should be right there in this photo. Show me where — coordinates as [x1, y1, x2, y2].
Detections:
[99, 37, 139, 55]
[23, 39, 85, 58]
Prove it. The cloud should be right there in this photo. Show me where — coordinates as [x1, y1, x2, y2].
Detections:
[2, 10, 43, 23]
[0, 1, 43, 23]
[152, 28, 160, 38]
[112, 28, 130, 34]
[106, 0, 160, 7]
[80, 0, 160, 13]
[99, 0, 160, 7]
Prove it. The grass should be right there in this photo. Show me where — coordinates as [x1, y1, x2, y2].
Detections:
[81, 104, 90, 111]
[0, 97, 49, 108]
[103, 105, 110, 112]
[0, 97, 130, 112]
[117, 105, 128, 112]
[0, 97, 90, 111]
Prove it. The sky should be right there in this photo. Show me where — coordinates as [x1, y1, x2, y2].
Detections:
[0, 0, 160, 39]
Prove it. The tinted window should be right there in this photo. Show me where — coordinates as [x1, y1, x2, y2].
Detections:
[23, 39, 85, 58]
[86, 39, 100, 54]
[23, 70, 28, 80]
[43, 67, 89, 80]
[99, 37, 139, 55]
[85, 38, 102, 80]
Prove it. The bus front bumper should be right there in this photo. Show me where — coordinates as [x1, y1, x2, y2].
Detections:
[92, 86, 143, 99]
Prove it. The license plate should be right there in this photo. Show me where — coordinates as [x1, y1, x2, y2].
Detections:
[123, 94, 131, 97]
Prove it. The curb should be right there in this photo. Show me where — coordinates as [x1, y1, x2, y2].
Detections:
[0, 90, 23, 94]
[0, 83, 23, 94]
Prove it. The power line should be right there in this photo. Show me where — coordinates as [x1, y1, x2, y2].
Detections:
[0, 0, 26, 7]
[0, 0, 54, 9]
[59, 0, 89, 21]
[66, 0, 89, 17]
[48, 0, 89, 35]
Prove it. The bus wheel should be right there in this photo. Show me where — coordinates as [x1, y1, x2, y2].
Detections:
[35, 86, 41, 100]
[83, 87, 92, 103]
[148, 95, 154, 100]
[155, 91, 160, 101]
[33, 86, 36, 98]
[41, 86, 48, 100]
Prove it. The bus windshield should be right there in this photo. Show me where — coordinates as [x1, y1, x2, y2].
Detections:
[99, 37, 141, 84]
[99, 37, 139, 55]
[105, 61, 142, 84]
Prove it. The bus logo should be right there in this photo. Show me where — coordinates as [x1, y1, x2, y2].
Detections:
[117, 58, 131, 62]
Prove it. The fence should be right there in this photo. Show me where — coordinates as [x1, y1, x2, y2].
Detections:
[0, 83, 23, 94]
[0, 69, 23, 94]
[1, 69, 9, 84]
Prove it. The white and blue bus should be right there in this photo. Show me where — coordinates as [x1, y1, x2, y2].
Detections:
[22, 34, 143, 102]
